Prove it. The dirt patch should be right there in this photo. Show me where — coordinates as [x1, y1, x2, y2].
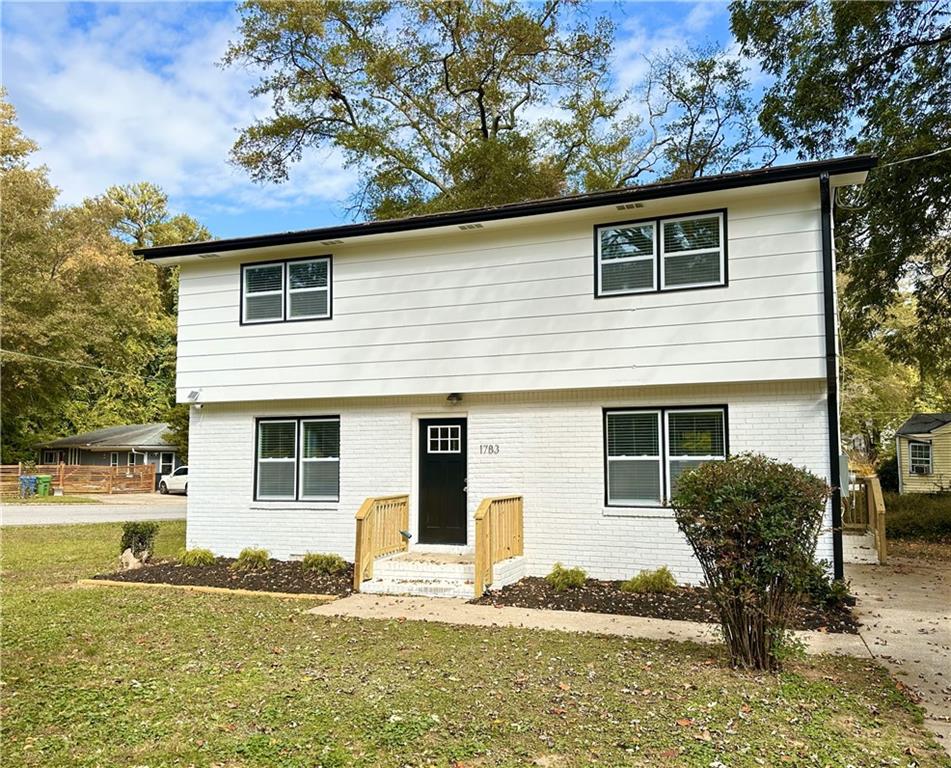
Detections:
[472, 577, 859, 634]
[93, 558, 353, 596]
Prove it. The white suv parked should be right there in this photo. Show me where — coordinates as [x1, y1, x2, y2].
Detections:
[159, 465, 188, 495]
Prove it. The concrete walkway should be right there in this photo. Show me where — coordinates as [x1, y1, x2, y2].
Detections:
[850, 550, 951, 752]
[309, 592, 869, 657]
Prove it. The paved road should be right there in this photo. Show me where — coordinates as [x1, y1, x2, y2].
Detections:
[850, 547, 951, 754]
[1, 496, 186, 526]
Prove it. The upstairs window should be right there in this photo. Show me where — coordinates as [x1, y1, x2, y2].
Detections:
[909, 441, 932, 475]
[596, 211, 725, 297]
[605, 406, 727, 506]
[242, 256, 332, 324]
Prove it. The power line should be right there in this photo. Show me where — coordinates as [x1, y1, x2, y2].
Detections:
[0, 349, 164, 381]
[876, 146, 951, 168]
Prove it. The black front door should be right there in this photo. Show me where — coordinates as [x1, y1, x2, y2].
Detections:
[418, 418, 467, 544]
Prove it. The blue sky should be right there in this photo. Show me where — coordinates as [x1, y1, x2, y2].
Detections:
[3, 1, 743, 239]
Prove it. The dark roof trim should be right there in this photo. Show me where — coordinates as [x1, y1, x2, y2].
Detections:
[136, 155, 876, 260]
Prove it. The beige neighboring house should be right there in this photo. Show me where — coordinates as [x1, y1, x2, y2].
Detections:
[896, 413, 951, 494]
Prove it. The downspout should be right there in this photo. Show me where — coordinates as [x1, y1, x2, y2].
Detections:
[820, 173, 845, 580]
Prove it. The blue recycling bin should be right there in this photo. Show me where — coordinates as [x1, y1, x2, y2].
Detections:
[19, 475, 37, 498]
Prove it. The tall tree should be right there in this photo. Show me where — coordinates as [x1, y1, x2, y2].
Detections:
[730, 1, 951, 373]
[224, 0, 617, 218]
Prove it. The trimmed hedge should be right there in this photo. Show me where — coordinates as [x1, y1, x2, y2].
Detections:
[884, 492, 951, 541]
[120, 521, 159, 557]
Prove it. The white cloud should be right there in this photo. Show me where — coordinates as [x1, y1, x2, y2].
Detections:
[2, 2, 355, 222]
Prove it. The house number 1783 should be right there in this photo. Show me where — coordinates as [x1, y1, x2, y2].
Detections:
[480, 444, 500, 455]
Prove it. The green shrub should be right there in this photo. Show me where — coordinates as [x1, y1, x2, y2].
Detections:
[120, 521, 159, 557]
[884, 491, 951, 541]
[545, 563, 586, 592]
[620, 566, 678, 594]
[877, 454, 899, 492]
[672, 452, 830, 671]
[231, 547, 271, 571]
[178, 548, 216, 567]
[802, 559, 851, 608]
[301, 552, 348, 575]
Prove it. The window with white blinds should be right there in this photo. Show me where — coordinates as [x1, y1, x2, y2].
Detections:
[242, 256, 332, 323]
[605, 406, 727, 506]
[596, 211, 725, 296]
[255, 417, 340, 501]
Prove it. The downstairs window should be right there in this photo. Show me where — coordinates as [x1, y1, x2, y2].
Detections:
[256, 417, 340, 501]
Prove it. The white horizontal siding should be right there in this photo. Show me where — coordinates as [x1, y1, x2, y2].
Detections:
[176, 181, 826, 403]
[186, 380, 835, 583]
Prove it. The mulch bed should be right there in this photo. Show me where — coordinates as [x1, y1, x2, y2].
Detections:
[93, 558, 353, 596]
[472, 577, 859, 634]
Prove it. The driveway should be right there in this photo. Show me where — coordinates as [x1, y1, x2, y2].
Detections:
[849, 542, 951, 753]
[1, 494, 186, 526]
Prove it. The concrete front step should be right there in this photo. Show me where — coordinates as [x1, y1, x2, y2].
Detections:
[360, 552, 526, 599]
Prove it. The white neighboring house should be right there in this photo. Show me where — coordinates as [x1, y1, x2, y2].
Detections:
[137, 156, 874, 596]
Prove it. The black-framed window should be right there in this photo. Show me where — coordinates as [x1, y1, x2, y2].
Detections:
[241, 256, 332, 324]
[909, 441, 932, 475]
[595, 210, 726, 297]
[604, 406, 728, 507]
[255, 417, 340, 501]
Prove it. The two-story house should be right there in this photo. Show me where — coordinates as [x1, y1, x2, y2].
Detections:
[137, 156, 874, 597]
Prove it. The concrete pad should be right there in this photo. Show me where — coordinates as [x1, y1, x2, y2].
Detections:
[309, 592, 869, 657]
[843, 531, 880, 564]
[850, 550, 951, 754]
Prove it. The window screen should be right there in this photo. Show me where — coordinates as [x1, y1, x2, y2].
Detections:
[257, 420, 297, 499]
[243, 263, 284, 322]
[661, 214, 723, 288]
[666, 410, 726, 496]
[287, 258, 330, 319]
[598, 222, 656, 294]
[301, 419, 340, 499]
[606, 411, 662, 505]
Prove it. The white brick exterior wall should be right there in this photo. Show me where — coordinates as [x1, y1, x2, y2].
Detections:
[186, 379, 834, 584]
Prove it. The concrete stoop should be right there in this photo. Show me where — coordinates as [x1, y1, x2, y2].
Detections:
[359, 550, 526, 599]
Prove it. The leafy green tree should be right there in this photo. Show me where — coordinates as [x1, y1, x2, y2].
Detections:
[162, 404, 190, 463]
[224, 0, 618, 218]
[226, 2, 774, 217]
[730, 0, 951, 364]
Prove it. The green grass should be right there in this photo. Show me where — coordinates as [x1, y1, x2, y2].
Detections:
[2, 494, 98, 504]
[885, 491, 951, 541]
[3, 523, 949, 767]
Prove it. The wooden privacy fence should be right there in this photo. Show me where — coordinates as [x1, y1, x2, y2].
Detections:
[353, 494, 409, 590]
[474, 495, 524, 598]
[0, 463, 156, 495]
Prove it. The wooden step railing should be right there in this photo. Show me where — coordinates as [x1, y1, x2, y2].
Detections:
[473, 495, 524, 598]
[860, 474, 887, 563]
[353, 494, 409, 591]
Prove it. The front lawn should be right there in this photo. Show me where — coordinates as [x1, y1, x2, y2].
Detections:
[3, 523, 948, 767]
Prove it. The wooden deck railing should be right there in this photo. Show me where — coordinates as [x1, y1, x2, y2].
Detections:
[0, 463, 156, 495]
[861, 474, 888, 563]
[473, 495, 524, 598]
[353, 494, 409, 591]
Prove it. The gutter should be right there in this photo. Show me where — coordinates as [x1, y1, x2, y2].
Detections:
[820, 172, 845, 580]
[135, 155, 877, 261]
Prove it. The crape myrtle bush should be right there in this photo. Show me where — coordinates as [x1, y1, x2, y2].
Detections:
[672, 453, 830, 671]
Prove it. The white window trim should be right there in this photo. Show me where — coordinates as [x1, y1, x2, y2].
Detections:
[110, 452, 119, 467]
[605, 410, 663, 507]
[660, 212, 726, 291]
[909, 441, 933, 475]
[596, 221, 657, 296]
[427, 424, 462, 454]
[286, 258, 331, 321]
[159, 452, 174, 475]
[256, 419, 298, 501]
[299, 417, 340, 501]
[242, 262, 285, 324]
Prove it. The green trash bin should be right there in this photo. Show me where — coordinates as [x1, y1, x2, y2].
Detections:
[35, 474, 52, 497]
